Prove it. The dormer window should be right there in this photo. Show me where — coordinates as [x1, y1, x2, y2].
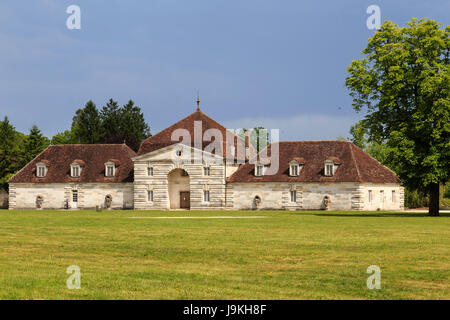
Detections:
[36, 161, 48, 177]
[203, 166, 211, 176]
[105, 164, 115, 177]
[71, 165, 81, 177]
[325, 162, 334, 176]
[104, 160, 119, 177]
[290, 165, 298, 176]
[289, 158, 305, 177]
[70, 160, 84, 178]
[324, 157, 341, 177]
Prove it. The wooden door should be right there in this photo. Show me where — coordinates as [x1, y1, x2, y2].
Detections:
[180, 192, 190, 209]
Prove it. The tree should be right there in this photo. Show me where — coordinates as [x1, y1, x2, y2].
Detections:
[22, 125, 50, 165]
[237, 127, 269, 154]
[349, 120, 368, 149]
[117, 100, 151, 151]
[250, 126, 269, 154]
[0, 117, 21, 190]
[349, 120, 389, 164]
[346, 18, 449, 216]
[71, 100, 103, 144]
[67, 98, 151, 151]
[100, 99, 122, 144]
[51, 130, 76, 145]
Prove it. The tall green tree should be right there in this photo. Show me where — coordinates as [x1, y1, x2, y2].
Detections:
[0, 117, 21, 190]
[117, 100, 151, 151]
[100, 99, 122, 144]
[346, 18, 449, 216]
[349, 120, 368, 149]
[22, 125, 50, 165]
[71, 100, 103, 144]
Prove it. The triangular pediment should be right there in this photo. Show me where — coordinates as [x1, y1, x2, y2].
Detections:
[132, 143, 224, 164]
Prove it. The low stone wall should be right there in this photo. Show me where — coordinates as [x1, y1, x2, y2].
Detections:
[9, 183, 133, 210]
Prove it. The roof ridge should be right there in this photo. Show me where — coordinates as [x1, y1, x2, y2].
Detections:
[138, 109, 242, 155]
[143, 110, 204, 142]
[197, 110, 227, 130]
[348, 142, 362, 182]
[121, 144, 137, 156]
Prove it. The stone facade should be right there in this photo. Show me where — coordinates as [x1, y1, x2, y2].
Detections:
[133, 144, 230, 210]
[7, 110, 405, 212]
[9, 183, 133, 210]
[230, 182, 404, 211]
[8, 145, 404, 211]
[357, 183, 404, 211]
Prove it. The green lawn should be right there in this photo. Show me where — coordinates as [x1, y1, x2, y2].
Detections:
[0, 210, 448, 300]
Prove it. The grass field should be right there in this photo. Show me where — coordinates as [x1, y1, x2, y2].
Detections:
[0, 209, 448, 300]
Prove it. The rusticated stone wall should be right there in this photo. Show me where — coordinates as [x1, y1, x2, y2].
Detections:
[9, 183, 133, 210]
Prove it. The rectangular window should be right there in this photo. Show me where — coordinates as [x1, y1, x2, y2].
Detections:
[325, 164, 333, 176]
[72, 190, 78, 203]
[290, 190, 297, 203]
[368, 190, 372, 203]
[147, 190, 153, 202]
[106, 166, 114, 177]
[256, 165, 263, 176]
[291, 165, 298, 176]
[203, 167, 210, 176]
[72, 166, 80, 177]
[392, 190, 395, 203]
[204, 190, 210, 202]
[37, 166, 46, 177]
[147, 167, 153, 176]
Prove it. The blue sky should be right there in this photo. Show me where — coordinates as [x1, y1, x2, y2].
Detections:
[0, 0, 448, 140]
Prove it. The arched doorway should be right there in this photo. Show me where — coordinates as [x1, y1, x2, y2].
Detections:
[168, 168, 190, 209]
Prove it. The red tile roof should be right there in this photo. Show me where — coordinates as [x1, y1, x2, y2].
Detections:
[227, 141, 400, 183]
[9, 144, 136, 183]
[138, 109, 246, 158]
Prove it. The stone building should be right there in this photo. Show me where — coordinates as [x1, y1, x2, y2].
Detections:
[8, 106, 404, 211]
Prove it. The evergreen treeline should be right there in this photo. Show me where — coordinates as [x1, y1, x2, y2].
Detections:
[0, 99, 151, 190]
